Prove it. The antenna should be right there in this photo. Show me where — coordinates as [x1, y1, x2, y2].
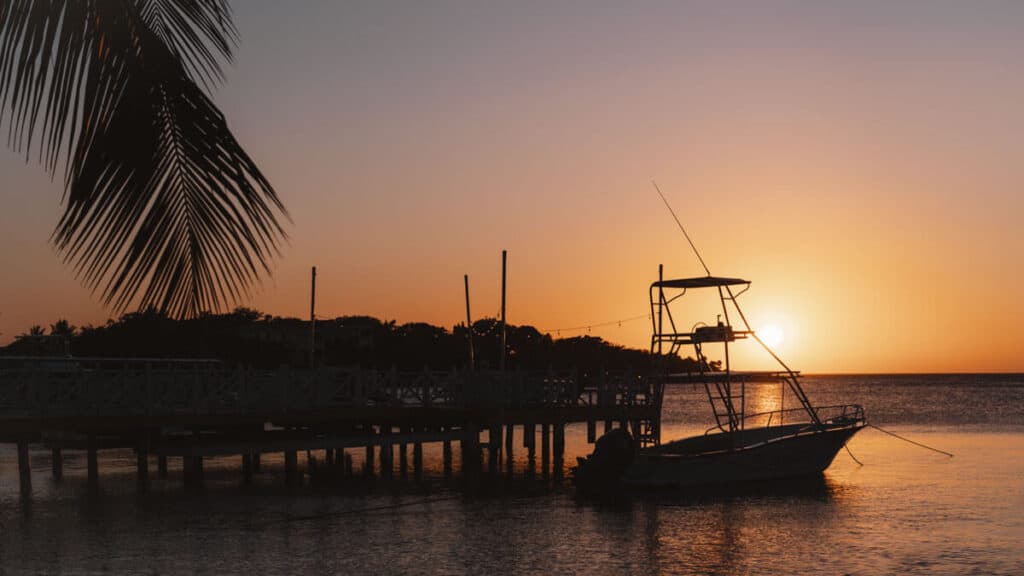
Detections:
[652, 180, 711, 276]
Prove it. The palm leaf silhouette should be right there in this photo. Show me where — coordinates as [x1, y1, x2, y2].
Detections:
[0, 0, 287, 318]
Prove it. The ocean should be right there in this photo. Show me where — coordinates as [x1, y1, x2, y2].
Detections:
[1, 374, 1021, 575]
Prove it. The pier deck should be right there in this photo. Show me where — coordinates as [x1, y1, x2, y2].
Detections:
[0, 357, 661, 493]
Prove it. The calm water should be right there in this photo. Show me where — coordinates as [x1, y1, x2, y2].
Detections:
[1, 374, 1022, 575]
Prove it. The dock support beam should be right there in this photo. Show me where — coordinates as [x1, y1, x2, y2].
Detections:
[87, 435, 99, 489]
[505, 423, 514, 475]
[443, 439, 453, 479]
[185, 455, 204, 491]
[158, 456, 168, 478]
[413, 440, 423, 481]
[17, 440, 31, 495]
[461, 422, 481, 486]
[137, 451, 149, 493]
[381, 425, 393, 481]
[285, 450, 298, 487]
[252, 453, 261, 473]
[365, 445, 375, 476]
[399, 435, 408, 480]
[541, 423, 551, 480]
[553, 422, 565, 479]
[51, 447, 63, 480]
[242, 453, 253, 485]
[488, 424, 501, 476]
[525, 423, 536, 477]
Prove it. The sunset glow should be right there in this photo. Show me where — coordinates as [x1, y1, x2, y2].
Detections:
[1, 2, 1021, 373]
[759, 325, 784, 348]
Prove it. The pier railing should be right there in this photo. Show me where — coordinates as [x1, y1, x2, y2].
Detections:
[0, 357, 661, 421]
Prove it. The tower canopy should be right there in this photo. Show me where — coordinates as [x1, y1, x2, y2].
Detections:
[652, 276, 749, 289]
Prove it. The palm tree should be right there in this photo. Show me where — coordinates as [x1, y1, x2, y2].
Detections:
[0, 1, 287, 319]
[49, 318, 77, 338]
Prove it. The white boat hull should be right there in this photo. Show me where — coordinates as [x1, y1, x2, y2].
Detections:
[622, 422, 864, 488]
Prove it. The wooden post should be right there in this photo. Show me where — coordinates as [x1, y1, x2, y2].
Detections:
[158, 455, 168, 478]
[488, 424, 502, 476]
[365, 444, 375, 476]
[252, 452, 261, 473]
[87, 435, 99, 489]
[443, 439, 453, 479]
[499, 250, 507, 371]
[381, 425, 393, 481]
[242, 453, 253, 485]
[604, 419, 613, 434]
[464, 274, 475, 369]
[399, 433, 408, 480]
[17, 440, 31, 495]
[137, 450, 149, 493]
[413, 441, 423, 481]
[541, 423, 550, 480]
[505, 423, 514, 475]
[525, 423, 536, 477]
[285, 450, 298, 487]
[461, 422, 481, 486]
[553, 422, 565, 479]
[587, 419, 596, 443]
[51, 447, 63, 480]
[189, 455, 204, 490]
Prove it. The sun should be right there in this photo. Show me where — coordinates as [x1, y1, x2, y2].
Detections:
[759, 324, 784, 347]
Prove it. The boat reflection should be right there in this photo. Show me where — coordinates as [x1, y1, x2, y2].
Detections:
[581, 471, 839, 508]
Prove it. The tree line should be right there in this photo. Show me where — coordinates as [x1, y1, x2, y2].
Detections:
[2, 308, 710, 373]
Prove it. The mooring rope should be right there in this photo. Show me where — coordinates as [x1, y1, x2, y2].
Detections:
[844, 443, 863, 466]
[868, 424, 954, 458]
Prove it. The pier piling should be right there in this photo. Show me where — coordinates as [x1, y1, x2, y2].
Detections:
[505, 423, 514, 475]
[461, 423, 481, 485]
[553, 423, 565, 479]
[242, 453, 253, 484]
[413, 441, 423, 481]
[399, 434, 409, 480]
[285, 450, 298, 487]
[87, 435, 98, 488]
[488, 424, 502, 476]
[365, 445, 375, 476]
[51, 447, 62, 480]
[17, 440, 31, 494]
[158, 455, 168, 478]
[187, 455, 204, 490]
[442, 439, 453, 478]
[137, 451, 149, 493]
[541, 423, 551, 480]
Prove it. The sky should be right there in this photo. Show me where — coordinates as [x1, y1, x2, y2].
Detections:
[1, 0, 1022, 372]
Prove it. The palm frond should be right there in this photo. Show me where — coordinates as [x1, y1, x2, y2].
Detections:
[1, 0, 287, 318]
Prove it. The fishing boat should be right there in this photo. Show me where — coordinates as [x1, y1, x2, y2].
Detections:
[573, 269, 866, 491]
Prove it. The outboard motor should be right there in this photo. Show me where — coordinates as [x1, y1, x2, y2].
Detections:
[573, 428, 635, 493]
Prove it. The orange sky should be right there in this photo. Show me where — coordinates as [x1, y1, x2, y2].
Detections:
[1, 2, 1021, 372]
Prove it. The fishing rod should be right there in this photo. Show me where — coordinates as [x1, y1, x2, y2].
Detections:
[652, 180, 712, 277]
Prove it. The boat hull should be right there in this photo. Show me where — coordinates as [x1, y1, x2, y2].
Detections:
[621, 423, 863, 488]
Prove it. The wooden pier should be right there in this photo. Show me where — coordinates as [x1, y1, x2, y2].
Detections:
[0, 357, 662, 494]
